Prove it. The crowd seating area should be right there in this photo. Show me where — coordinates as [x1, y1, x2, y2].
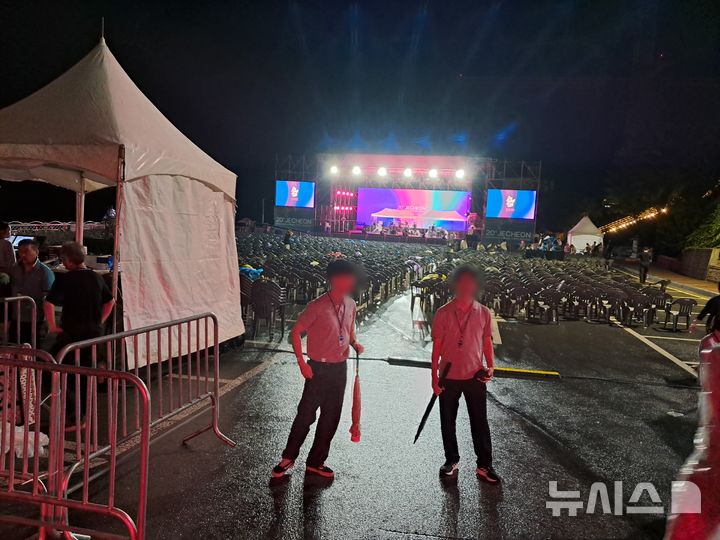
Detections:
[412, 251, 689, 329]
[237, 232, 443, 337]
[237, 232, 694, 338]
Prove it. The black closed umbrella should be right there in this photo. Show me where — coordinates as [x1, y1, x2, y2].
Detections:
[413, 363, 452, 444]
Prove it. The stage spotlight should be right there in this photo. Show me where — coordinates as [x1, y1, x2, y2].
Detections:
[403, 168, 413, 178]
[428, 168, 438, 179]
[352, 165, 362, 176]
[377, 167, 388, 177]
[330, 165, 339, 175]
[455, 169, 465, 179]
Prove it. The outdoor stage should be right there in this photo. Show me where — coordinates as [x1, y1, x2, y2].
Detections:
[273, 153, 542, 249]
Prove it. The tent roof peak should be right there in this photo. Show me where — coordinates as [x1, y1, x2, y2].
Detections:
[0, 39, 236, 198]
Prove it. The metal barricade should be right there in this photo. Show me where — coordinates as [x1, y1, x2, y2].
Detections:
[55, 312, 235, 468]
[0, 346, 150, 540]
[0, 296, 38, 349]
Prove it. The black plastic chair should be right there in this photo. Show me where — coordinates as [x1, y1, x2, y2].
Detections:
[663, 298, 697, 332]
[250, 279, 287, 340]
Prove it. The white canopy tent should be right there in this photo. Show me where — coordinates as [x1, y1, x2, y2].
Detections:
[0, 39, 244, 364]
[567, 216, 604, 251]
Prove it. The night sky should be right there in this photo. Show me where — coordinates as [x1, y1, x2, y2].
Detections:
[1, 1, 718, 229]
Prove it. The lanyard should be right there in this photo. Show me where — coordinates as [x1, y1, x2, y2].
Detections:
[326, 293, 347, 342]
[453, 303, 473, 347]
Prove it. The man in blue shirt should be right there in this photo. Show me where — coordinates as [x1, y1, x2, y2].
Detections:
[9, 239, 54, 345]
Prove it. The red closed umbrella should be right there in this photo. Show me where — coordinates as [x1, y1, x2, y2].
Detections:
[349, 352, 361, 442]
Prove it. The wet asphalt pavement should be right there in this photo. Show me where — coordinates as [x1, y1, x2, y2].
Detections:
[16, 288, 705, 539]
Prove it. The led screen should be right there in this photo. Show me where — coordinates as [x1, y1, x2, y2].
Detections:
[485, 189, 537, 220]
[356, 187, 471, 231]
[275, 180, 315, 208]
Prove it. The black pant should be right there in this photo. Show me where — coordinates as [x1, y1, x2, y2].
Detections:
[282, 360, 347, 467]
[439, 378, 492, 467]
[8, 320, 44, 346]
[639, 265, 649, 283]
[50, 326, 104, 420]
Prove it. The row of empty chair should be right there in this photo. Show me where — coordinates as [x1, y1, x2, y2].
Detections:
[237, 232, 442, 338]
[413, 251, 697, 331]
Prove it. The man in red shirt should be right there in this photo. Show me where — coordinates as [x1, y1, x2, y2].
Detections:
[272, 260, 364, 479]
[431, 264, 499, 483]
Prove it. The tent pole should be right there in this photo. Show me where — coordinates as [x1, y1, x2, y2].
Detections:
[75, 181, 85, 245]
[111, 146, 125, 335]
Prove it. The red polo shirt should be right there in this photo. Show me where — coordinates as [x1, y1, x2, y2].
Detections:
[432, 299, 493, 380]
[296, 293, 357, 363]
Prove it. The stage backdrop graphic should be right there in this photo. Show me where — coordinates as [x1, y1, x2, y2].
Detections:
[485, 189, 537, 220]
[275, 180, 316, 208]
[356, 187, 471, 232]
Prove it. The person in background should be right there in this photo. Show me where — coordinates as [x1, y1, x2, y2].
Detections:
[44, 242, 114, 426]
[431, 264, 499, 484]
[639, 247, 652, 283]
[283, 229, 293, 249]
[272, 259, 364, 480]
[0, 222, 14, 275]
[603, 243, 614, 271]
[0, 222, 16, 335]
[9, 239, 54, 345]
[45, 242, 114, 344]
[691, 283, 720, 335]
[103, 206, 116, 239]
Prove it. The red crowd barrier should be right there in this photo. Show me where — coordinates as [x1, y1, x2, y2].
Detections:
[54, 312, 235, 465]
[0, 311, 236, 539]
[0, 346, 150, 539]
[1, 296, 38, 349]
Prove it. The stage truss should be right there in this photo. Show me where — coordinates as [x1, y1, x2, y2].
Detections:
[8, 221, 107, 234]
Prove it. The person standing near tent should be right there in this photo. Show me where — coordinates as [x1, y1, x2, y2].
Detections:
[0, 222, 14, 275]
[44, 242, 115, 425]
[272, 259, 364, 479]
[44, 242, 115, 345]
[9, 239, 54, 344]
[431, 264, 499, 484]
[0, 222, 15, 332]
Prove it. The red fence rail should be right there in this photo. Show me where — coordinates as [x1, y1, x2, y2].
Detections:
[54, 312, 235, 465]
[0, 346, 150, 539]
[0, 296, 38, 349]
[0, 312, 235, 538]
